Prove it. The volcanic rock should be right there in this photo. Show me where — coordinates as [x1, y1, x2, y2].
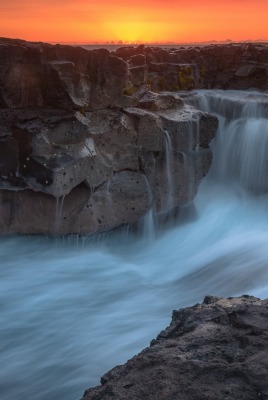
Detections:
[2, 38, 266, 235]
[82, 295, 268, 400]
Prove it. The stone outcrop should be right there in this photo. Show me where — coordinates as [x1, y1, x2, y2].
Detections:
[113, 42, 268, 92]
[0, 37, 133, 110]
[0, 104, 216, 234]
[1, 39, 266, 235]
[0, 37, 219, 235]
[83, 295, 268, 400]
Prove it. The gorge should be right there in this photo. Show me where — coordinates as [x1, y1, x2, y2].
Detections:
[0, 39, 268, 400]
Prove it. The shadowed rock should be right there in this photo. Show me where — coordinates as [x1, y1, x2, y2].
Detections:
[82, 295, 268, 400]
[6, 38, 267, 235]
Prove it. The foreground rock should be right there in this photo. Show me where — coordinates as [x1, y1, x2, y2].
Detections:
[83, 295, 268, 400]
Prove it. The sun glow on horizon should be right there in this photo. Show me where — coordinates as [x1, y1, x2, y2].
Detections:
[0, 0, 267, 43]
[104, 20, 175, 43]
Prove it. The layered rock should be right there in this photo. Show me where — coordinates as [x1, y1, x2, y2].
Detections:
[114, 42, 268, 91]
[0, 37, 133, 110]
[3, 39, 266, 235]
[0, 103, 217, 234]
[83, 295, 268, 400]
[5, 38, 268, 234]
[0, 38, 219, 235]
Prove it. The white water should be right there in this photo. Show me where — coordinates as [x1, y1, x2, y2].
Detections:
[164, 130, 174, 210]
[55, 196, 65, 234]
[1, 90, 268, 400]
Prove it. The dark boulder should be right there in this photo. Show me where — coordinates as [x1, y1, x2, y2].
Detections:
[83, 295, 268, 400]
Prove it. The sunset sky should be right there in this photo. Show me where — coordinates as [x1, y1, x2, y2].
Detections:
[0, 0, 267, 44]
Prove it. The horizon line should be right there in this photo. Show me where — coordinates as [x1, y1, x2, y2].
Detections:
[53, 39, 268, 45]
[1, 36, 268, 46]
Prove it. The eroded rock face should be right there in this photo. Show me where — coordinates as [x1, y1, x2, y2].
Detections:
[0, 38, 227, 235]
[0, 37, 220, 235]
[83, 295, 268, 400]
[0, 39, 133, 110]
[113, 42, 268, 91]
[0, 102, 217, 234]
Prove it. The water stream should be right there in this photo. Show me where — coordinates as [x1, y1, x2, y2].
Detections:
[1, 90, 268, 400]
[164, 129, 175, 210]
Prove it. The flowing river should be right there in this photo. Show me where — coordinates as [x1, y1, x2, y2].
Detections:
[1, 90, 268, 400]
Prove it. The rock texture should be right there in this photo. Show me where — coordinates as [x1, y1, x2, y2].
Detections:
[1, 39, 266, 235]
[113, 42, 268, 92]
[83, 295, 268, 400]
[0, 37, 220, 235]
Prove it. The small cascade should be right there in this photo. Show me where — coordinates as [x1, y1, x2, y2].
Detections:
[192, 90, 268, 194]
[164, 130, 174, 210]
[212, 118, 268, 192]
[141, 176, 155, 242]
[184, 115, 200, 201]
[195, 115, 200, 152]
[181, 150, 193, 201]
[193, 90, 268, 120]
[54, 195, 65, 234]
[187, 113, 200, 151]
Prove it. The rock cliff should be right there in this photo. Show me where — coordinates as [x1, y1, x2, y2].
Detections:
[0, 39, 266, 234]
[115, 42, 268, 92]
[0, 38, 219, 235]
[83, 295, 268, 400]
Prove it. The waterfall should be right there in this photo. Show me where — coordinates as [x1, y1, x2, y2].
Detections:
[164, 130, 174, 210]
[141, 176, 155, 242]
[2, 90, 268, 400]
[193, 90, 268, 120]
[185, 115, 200, 200]
[54, 195, 65, 234]
[190, 90, 268, 194]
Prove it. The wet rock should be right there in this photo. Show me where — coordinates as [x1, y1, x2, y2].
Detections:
[138, 91, 184, 111]
[0, 39, 136, 111]
[1, 38, 266, 235]
[83, 295, 268, 400]
[144, 43, 268, 91]
[123, 107, 164, 151]
[0, 102, 215, 234]
[0, 171, 151, 235]
[87, 109, 138, 172]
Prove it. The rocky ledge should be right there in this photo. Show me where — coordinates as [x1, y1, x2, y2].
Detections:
[83, 295, 268, 400]
[0, 38, 220, 235]
[0, 39, 267, 235]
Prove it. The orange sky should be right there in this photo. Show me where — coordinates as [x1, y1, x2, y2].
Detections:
[0, 0, 267, 43]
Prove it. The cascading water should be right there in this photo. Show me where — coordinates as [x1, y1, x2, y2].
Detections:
[140, 176, 155, 242]
[164, 129, 175, 210]
[1, 90, 268, 400]
[55, 196, 65, 234]
[185, 116, 200, 201]
[192, 90, 268, 192]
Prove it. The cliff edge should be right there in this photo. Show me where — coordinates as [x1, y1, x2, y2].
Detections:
[0, 38, 219, 235]
[83, 295, 268, 400]
[0, 39, 267, 235]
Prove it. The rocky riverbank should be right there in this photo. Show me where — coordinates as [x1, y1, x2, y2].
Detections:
[83, 295, 268, 400]
[0, 39, 267, 235]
